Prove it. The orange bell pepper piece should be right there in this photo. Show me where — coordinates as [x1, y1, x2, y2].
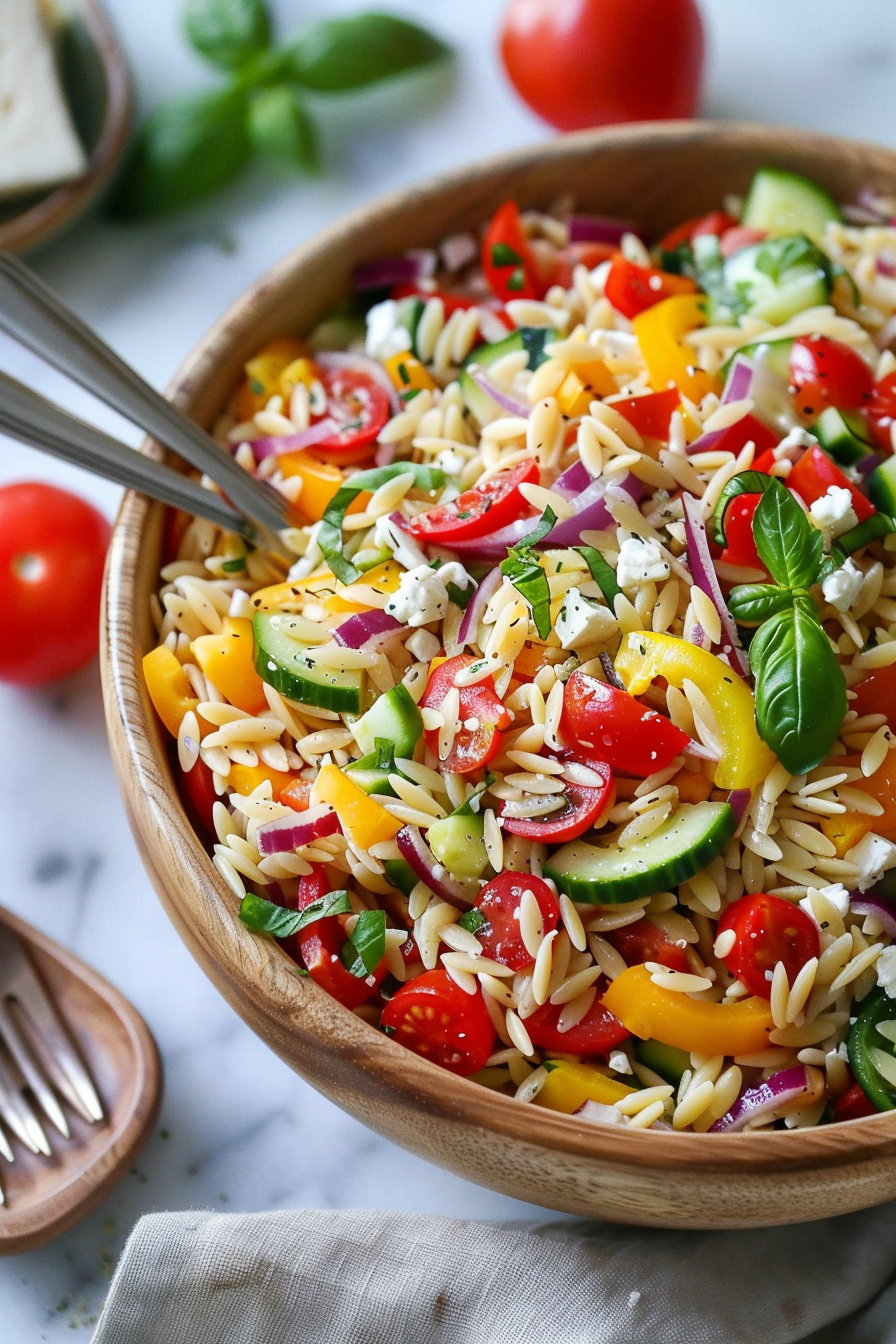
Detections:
[233, 336, 307, 420]
[534, 1059, 635, 1114]
[229, 761, 298, 796]
[192, 617, 268, 715]
[601, 964, 775, 1057]
[311, 763, 402, 849]
[143, 645, 202, 739]
[383, 350, 438, 395]
[631, 293, 720, 404]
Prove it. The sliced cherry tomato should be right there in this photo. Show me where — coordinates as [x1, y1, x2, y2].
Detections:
[865, 370, 896, 453]
[850, 665, 896, 723]
[380, 969, 496, 1075]
[279, 778, 312, 812]
[611, 388, 681, 440]
[406, 457, 540, 543]
[482, 200, 543, 303]
[472, 872, 560, 970]
[0, 481, 111, 686]
[788, 336, 875, 422]
[525, 992, 630, 1058]
[604, 254, 697, 320]
[310, 364, 391, 465]
[606, 918, 691, 973]
[294, 867, 387, 1010]
[658, 210, 738, 252]
[719, 492, 767, 572]
[179, 758, 219, 842]
[833, 1078, 880, 1122]
[711, 412, 777, 460]
[420, 653, 512, 774]
[561, 669, 691, 777]
[501, 756, 613, 843]
[716, 893, 820, 1001]
[547, 241, 618, 289]
[788, 445, 876, 523]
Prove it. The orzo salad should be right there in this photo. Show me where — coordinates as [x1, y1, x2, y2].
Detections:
[146, 167, 896, 1133]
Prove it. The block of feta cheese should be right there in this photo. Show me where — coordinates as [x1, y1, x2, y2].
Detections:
[0, 0, 88, 199]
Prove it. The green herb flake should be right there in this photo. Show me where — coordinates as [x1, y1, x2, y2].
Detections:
[239, 888, 351, 938]
[505, 268, 526, 292]
[458, 907, 486, 934]
[341, 909, 387, 977]
[491, 241, 523, 267]
[221, 555, 247, 573]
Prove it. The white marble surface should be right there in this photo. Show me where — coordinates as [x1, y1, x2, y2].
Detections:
[2, 0, 896, 1334]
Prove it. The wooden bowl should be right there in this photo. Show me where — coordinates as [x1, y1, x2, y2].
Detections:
[102, 121, 896, 1229]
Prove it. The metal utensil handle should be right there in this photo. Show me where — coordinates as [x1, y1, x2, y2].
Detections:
[0, 251, 292, 536]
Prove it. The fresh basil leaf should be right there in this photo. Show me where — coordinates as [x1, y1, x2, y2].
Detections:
[320, 463, 444, 584]
[501, 553, 551, 639]
[247, 85, 320, 172]
[752, 478, 823, 591]
[182, 0, 271, 70]
[516, 506, 557, 552]
[446, 581, 473, 610]
[727, 583, 795, 626]
[574, 544, 621, 607]
[712, 470, 779, 545]
[286, 14, 452, 94]
[107, 88, 252, 218]
[221, 555, 247, 573]
[341, 909, 387, 977]
[458, 907, 486, 934]
[239, 889, 351, 938]
[491, 241, 522, 267]
[750, 597, 846, 774]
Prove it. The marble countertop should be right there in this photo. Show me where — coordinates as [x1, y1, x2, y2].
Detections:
[3, 0, 896, 1334]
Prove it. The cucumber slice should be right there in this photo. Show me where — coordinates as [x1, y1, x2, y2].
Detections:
[724, 336, 793, 382]
[813, 407, 876, 467]
[344, 752, 396, 796]
[460, 326, 559, 423]
[742, 167, 841, 245]
[868, 456, 896, 514]
[633, 1039, 690, 1086]
[426, 812, 489, 879]
[722, 236, 832, 325]
[353, 684, 423, 758]
[543, 802, 736, 904]
[395, 295, 426, 356]
[252, 611, 365, 713]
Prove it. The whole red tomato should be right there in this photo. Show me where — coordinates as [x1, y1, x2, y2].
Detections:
[0, 481, 111, 686]
[499, 0, 705, 132]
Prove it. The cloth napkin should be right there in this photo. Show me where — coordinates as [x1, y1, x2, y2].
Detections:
[90, 1204, 896, 1344]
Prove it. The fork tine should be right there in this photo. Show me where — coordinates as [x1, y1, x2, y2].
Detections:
[0, 1120, 14, 1164]
[0, 1047, 50, 1156]
[0, 1002, 69, 1138]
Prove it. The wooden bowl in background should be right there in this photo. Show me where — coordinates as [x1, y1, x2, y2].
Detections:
[101, 121, 896, 1229]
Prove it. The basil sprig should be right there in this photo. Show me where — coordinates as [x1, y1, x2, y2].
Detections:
[239, 888, 351, 938]
[320, 463, 444, 585]
[109, 0, 452, 218]
[500, 508, 556, 639]
[340, 909, 387, 978]
[727, 477, 846, 774]
[574, 544, 622, 608]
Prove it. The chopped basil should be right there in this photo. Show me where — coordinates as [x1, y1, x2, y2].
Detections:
[341, 908, 387, 977]
[505, 268, 525, 292]
[447, 581, 474, 609]
[712, 470, 779, 545]
[458, 907, 486, 934]
[500, 507, 556, 640]
[221, 555, 247, 573]
[239, 888, 351, 938]
[491, 241, 523, 267]
[574, 544, 621, 607]
[319, 462, 444, 584]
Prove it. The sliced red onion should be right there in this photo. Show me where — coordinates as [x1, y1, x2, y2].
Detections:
[374, 442, 396, 468]
[396, 824, 481, 909]
[546, 475, 645, 545]
[467, 365, 531, 418]
[553, 460, 592, 498]
[681, 492, 751, 679]
[248, 418, 338, 460]
[574, 1098, 625, 1126]
[256, 804, 340, 856]
[855, 451, 884, 477]
[727, 788, 752, 827]
[878, 251, 896, 279]
[685, 426, 727, 458]
[849, 879, 896, 937]
[568, 214, 645, 246]
[710, 1065, 815, 1134]
[457, 566, 502, 647]
[353, 248, 437, 291]
[433, 516, 535, 562]
[687, 620, 709, 650]
[877, 315, 896, 354]
[721, 354, 755, 405]
[333, 610, 404, 650]
[853, 186, 896, 225]
[315, 350, 401, 414]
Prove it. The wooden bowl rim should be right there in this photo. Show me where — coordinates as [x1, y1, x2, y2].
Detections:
[103, 120, 896, 1193]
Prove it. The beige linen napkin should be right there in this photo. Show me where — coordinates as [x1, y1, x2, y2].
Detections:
[90, 1205, 896, 1343]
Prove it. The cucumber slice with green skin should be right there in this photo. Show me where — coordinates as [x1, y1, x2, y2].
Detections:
[344, 753, 397, 797]
[459, 326, 559, 423]
[742, 167, 842, 245]
[722, 336, 794, 382]
[252, 611, 365, 713]
[867, 455, 896, 514]
[847, 987, 896, 1111]
[722, 237, 833, 325]
[543, 802, 736, 904]
[426, 812, 489, 879]
[633, 1039, 690, 1087]
[383, 857, 417, 896]
[353, 684, 423, 758]
[395, 295, 426, 356]
[813, 406, 876, 466]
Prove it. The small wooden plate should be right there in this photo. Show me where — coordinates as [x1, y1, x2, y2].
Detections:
[0, 907, 161, 1255]
[0, 0, 132, 255]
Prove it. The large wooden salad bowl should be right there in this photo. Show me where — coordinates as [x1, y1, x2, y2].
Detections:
[102, 121, 896, 1228]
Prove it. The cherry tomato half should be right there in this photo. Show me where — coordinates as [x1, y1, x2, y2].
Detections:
[850, 665, 896, 724]
[719, 492, 767, 573]
[420, 654, 512, 775]
[380, 969, 496, 1075]
[0, 481, 111, 686]
[788, 445, 876, 523]
[473, 871, 560, 970]
[716, 893, 820, 1001]
[407, 458, 540, 544]
[293, 868, 387, 1010]
[501, 756, 613, 843]
[525, 992, 630, 1057]
[311, 364, 391, 465]
[546, 241, 618, 289]
[560, 670, 691, 777]
[604, 254, 697, 320]
[788, 336, 875, 422]
[179, 757, 219, 842]
[499, 0, 705, 133]
[605, 918, 690, 974]
[482, 200, 544, 304]
[866, 370, 896, 453]
[832, 1078, 880, 1122]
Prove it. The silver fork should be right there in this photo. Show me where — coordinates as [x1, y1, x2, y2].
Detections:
[0, 923, 103, 1204]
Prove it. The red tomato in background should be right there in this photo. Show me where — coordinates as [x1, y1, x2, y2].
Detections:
[473, 871, 560, 970]
[604, 255, 697, 320]
[380, 969, 496, 1075]
[499, 0, 705, 133]
[406, 458, 540, 544]
[866, 370, 896, 453]
[716, 893, 820, 1000]
[420, 654, 512, 774]
[0, 481, 111, 686]
[788, 336, 875, 422]
[310, 364, 391, 465]
[787, 445, 876, 523]
[482, 200, 544, 303]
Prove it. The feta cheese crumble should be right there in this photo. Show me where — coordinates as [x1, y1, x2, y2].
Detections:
[385, 564, 450, 627]
[821, 557, 864, 613]
[877, 946, 896, 999]
[365, 299, 412, 362]
[808, 485, 859, 538]
[556, 587, 617, 650]
[373, 514, 429, 570]
[615, 537, 671, 589]
[845, 832, 896, 892]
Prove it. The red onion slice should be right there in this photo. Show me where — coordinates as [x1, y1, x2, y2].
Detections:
[569, 214, 646, 246]
[721, 355, 755, 405]
[546, 475, 645, 545]
[457, 566, 502, 647]
[247, 419, 339, 461]
[333, 610, 405, 650]
[468, 366, 531, 418]
[353, 249, 437, 291]
[553, 460, 592, 498]
[256, 804, 341, 856]
[396, 824, 481, 909]
[574, 1099, 625, 1126]
[681, 492, 751, 679]
[727, 788, 752, 827]
[710, 1066, 815, 1134]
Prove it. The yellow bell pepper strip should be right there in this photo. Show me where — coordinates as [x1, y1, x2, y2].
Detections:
[631, 293, 720, 404]
[277, 454, 372, 524]
[324, 558, 405, 614]
[602, 964, 775, 1057]
[233, 336, 307, 420]
[821, 812, 874, 859]
[311, 762, 402, 849]
[143, 645, 203, 739]
[278, 356, 319, 401]
[192, 617, 268, 716]
[383, 350, 438, 395]
[614, 630, 776, 791]
[229, 761, 298, 796]
[534, 1059, 635, 1114]
[555, 361, 617, 417]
